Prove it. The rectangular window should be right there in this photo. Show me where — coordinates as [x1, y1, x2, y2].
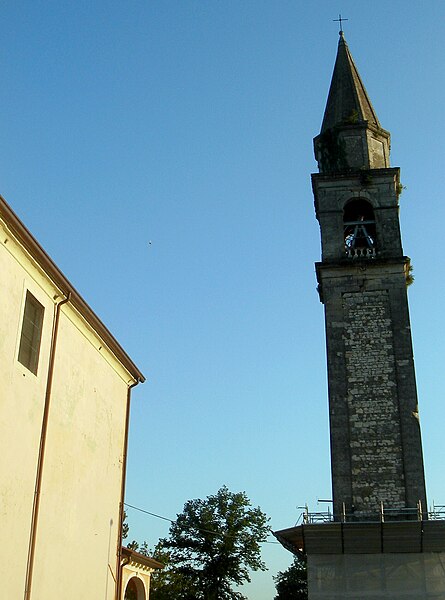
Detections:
[18, 291, 45, 375]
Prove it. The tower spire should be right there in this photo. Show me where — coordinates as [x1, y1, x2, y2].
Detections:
[314, 36, 390, 173]
[321, 33, 380, 132]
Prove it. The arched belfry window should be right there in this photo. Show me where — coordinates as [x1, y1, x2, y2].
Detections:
[343, 199, 377, 258]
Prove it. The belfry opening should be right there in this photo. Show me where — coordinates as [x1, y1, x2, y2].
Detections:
[343, 198, 376, 257]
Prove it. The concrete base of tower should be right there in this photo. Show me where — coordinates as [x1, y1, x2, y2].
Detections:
[309, 552, 445, 598]
[274, 521, 445, 599]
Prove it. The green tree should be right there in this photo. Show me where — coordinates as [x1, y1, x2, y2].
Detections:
[122, 510, 130, 540]
[149, 542, 199, 600]
[121, 510, 141, 552]
[150, 485, 270, 600]
[274, 555, 307, 599]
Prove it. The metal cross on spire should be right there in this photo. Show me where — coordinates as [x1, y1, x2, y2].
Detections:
[333, 14, 348, 35]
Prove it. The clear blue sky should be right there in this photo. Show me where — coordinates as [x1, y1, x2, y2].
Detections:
[2, 2, 445, 598]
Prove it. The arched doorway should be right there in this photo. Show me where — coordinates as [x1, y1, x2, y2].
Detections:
[124, 576, 146, 600]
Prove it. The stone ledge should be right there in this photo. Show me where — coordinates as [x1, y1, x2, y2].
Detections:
[274, 521, 445, 555]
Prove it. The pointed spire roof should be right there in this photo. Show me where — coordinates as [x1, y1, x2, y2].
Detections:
[321, 32, 381, 133]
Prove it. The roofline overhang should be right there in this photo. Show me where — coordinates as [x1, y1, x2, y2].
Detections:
[274, 521, 445, 555]
[121, 546, 164, 570]
[0, 195, 145, 384]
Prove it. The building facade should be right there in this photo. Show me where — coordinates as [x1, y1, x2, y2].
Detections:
[0, 195, 146, 599]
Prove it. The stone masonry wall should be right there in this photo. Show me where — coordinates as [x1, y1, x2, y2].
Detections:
[342, 290, 405, 516]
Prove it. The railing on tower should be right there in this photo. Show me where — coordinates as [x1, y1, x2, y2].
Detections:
[297, 499, 445, 524]
[429, 502, 445, 520]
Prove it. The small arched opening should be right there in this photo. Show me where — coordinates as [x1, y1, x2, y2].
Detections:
[343, 198, 377, 258]
[124, 576, 146, 600]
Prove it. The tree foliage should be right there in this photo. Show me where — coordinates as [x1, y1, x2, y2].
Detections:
[122, 510, 129, 540]
[122, 510, 144, 553]
[149, 542, 200, 600]
[274, 555, 308, 600]
[150, 485, 270, 600]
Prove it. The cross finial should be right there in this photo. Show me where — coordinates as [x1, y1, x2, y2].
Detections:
[333, 14, 348, 36]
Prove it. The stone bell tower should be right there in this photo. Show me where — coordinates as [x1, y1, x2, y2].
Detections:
[313, 30, 427, 520]
[275, 33, 445, 600]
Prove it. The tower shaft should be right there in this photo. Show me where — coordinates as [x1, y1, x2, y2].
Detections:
[313, 35, 426, 520]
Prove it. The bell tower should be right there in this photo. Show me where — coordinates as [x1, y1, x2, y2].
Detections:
[275, 33, 445, 600]
[312, 31, 426, 520]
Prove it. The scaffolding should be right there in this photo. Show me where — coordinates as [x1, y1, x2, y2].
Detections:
[297, 500, 445, 525]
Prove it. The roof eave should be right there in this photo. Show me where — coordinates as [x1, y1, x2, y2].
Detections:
[0, 195, 145, 384]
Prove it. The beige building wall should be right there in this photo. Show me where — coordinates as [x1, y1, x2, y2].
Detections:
[31, 307, 131, 600]
[0, 203, 142, 600]
[0, 220, 56, 598]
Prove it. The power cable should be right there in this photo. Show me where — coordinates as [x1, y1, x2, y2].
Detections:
[124, 501, 281, 544]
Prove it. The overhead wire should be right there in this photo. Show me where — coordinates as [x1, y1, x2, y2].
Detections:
[124, 501, 281, 545]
